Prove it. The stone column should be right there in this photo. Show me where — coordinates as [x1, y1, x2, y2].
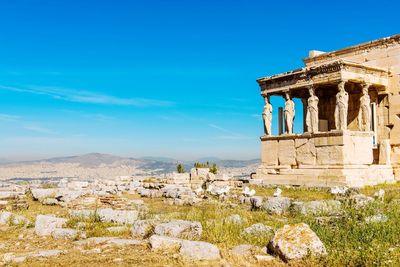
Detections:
[334, 81, 349, 130]
[284, 92, 295, 134]
[306, 85, 319, 133]
[358, 83, 371, 131]
[262, 95, 273, 136]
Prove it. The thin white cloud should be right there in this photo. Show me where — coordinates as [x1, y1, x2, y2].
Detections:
[0, 114, 20, 122]
[23, 125, 56, 135]
[208, 123, 250, 140]
[0, 85, 175, 107]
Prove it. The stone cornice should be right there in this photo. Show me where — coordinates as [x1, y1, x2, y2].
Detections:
[303, 34, 400, 65]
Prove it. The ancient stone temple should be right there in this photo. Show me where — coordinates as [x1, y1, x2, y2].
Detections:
[254, 34, 400, 187]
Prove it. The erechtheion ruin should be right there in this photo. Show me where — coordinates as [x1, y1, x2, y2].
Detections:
[255, 34, 400, 187]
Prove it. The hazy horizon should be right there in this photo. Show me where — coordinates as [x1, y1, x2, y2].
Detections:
[1, 0, 399, 160]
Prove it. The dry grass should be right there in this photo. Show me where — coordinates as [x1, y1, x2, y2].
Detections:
[1, 183, 400, 266]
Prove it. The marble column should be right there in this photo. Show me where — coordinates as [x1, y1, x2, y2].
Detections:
[334, 81, 349, 130]
[306, 85, 319, 133]
[358, 83, 372, 131]
[262, 95, 273, 136]
[284, 92, 295, 134]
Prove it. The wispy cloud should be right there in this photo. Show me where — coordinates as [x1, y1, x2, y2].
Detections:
[23, 124, 56, 134]
[0, 85, 175, 107]
[208, 123, 250, 140]
[0, 114, 20, 122]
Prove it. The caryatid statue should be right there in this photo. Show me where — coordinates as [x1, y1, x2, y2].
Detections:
[334, 81, 349, 130]
[262, 95, 273, 136]
[306, 85, 319, 133]
[358, 83, 371, 131]
[284, 92, 295, 134]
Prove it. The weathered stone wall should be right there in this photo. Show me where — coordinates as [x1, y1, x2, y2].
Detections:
[261, 131, 373, 167]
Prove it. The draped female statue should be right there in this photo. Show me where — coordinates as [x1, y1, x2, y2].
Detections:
[284, 92, 295, 134]
[335, 81, 349, 130]
[262, 96, 273, 135]
[306, 86, 319, 133]
[358, 83, 371, 131]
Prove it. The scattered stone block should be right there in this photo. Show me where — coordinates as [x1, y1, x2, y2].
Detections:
[51, 228, 79, 240]
[242, 223, 273, 236]
[180, 240, 221, 261]
[131, 219, 157, 238]
[34, 215, 67, 236]
[263, 197, 291, 215]
[268, 223, 327, 262]
[154, 220, 202, 239]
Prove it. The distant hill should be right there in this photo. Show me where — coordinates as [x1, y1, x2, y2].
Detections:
[2, 153, 259, 174]
[0, 158, 14, 165]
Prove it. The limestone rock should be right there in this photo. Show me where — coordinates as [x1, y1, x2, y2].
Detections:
[42, 198, 59, 205]
[250, 196, 263, 210]
[180, 240, 221, 261]
[348, 194, 374, 208]
[31, 188, 58, 201]
[131, 219, 157, 238]
[230, 244, 255, 256]
[291, 200, 342, 216]
[0, 211, 30, 226]
[365, 214, 388, 223]
[106, 239, 143, 246]
[34, 215, 67, 236]
[263, 197, 291, 215]
[268, 223, 327, 262]
[242, 223, 273, 236]
[69, 209, 95, 219]
[51, 228, 78, 240]
[97, 208, 139, 224]
[225, 214, 243, 224]
[149, 235, 182, 251]
[3, 253, 27, 263]
[154, 220, 202, 239]
[29, 249, 64, 258]
[107, 226, 128, 233]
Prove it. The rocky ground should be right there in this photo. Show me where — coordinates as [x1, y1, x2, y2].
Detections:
[1, 175, 400, 266]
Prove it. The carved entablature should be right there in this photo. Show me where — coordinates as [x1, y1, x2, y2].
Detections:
[257, 60, 389, 96]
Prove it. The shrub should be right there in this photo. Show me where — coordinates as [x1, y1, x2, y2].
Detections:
[176, 163, 185, 173]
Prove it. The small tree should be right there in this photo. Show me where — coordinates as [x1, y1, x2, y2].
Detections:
[177, 163, 185, 173]
[209, 163, 218, 174]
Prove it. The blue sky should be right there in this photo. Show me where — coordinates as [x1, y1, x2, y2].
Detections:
[0, 0, 399, 160]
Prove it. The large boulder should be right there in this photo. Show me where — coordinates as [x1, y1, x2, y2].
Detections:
[268, 223, 327, 262]
[34, 215, 67, 236]
[263, 197, 292, 215]
[154, 220, 202, 239]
